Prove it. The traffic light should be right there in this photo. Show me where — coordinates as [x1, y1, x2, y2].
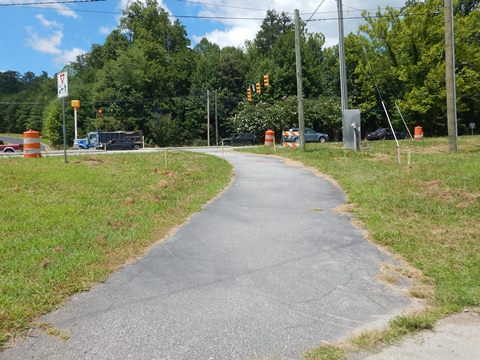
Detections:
[255, 82, 261, 94]
[246, 87, 252, 102]
[263, 74, 269, 87]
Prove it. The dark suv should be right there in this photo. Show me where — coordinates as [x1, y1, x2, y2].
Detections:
[366, 128, 408, 141]
[222, 133, 256, 146]
[96, 139, 136, 150]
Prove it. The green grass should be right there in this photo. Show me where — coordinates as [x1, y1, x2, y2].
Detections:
[0, 152, 232, 346]
[240, 136, 480, 358]
[304, 345, 345, 360]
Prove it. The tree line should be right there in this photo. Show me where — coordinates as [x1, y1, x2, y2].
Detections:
[0, 0, 478, 146]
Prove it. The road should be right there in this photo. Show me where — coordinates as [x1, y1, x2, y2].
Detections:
[1, 149, 413, 360]
[0, 135, 48, 151]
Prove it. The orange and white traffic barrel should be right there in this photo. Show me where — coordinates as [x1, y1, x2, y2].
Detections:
[283, 142, 299, 148]
[264, 129, 275, 146]
[282, 130, 299, 148]
[23, 130, 41, 158]
[414, 126, 423, 140]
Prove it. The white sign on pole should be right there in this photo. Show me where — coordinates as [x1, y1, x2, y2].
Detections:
[57, 71, 68, 98]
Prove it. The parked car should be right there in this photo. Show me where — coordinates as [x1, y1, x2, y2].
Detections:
[96, 139, 136, 151]
[283, 128, 329, 143]
[366, 128, 408, 141]
[222, 133, 257, 146]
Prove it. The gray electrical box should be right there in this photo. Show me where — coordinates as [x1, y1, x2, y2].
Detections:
[342, 109, 361, 150]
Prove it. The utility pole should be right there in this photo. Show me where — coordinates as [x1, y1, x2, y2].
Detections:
[294, 9, 305, 151]
[337, 0, 348, 112]
[215, 89, 218, 146]
[444, 0, 458, 152]
[207, 89, 210, 146]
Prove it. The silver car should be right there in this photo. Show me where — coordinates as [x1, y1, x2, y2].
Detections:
[284, 128, 329, 143]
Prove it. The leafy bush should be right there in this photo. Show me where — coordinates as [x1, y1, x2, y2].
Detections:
[226, 96, 341, 140]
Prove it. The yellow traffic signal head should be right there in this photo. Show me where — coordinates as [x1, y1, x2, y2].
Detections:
[246, 87, 252, 102]
[255, 82, 261, 94]
[263, 74, 269, 87]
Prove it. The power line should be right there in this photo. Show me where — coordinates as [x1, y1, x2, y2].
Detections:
[0, 0, 104, 6]
[306, 0, 327, 23]
[176, 0, 407, 16]
[0, 4, 441, 21]
[0, 1, 441, 22]
[175, 0, 268, 12]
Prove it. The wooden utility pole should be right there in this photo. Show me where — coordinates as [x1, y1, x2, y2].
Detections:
[294, 9, 305, 151]
[207, 89, 210, 146]
[215, 90, 218, 146]
[337, 0, 348, 112]
[444, 0, 458, 152]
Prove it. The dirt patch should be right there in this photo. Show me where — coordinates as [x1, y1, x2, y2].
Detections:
[333, 203, 356, 215]
[35, 322, 70, 341]
[157, 180, 169, 188]
[417, 179, 480, 208]
[408, 144, 449, 154]
[409, 284, 435, 299]
[124, 197, 135, 205]
[73, 158, 104, 165]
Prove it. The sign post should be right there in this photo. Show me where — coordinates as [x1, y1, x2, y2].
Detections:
[57, 71, 68, 163]
[469, 122, 476, 135]
[71, 100, 80, 148]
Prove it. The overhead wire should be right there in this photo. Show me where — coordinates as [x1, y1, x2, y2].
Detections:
[361, 47, 405, 147]
[0, 0, 104, 5]
[306, 0, 327, 23]
[0, 0, 431, 20]
[175, 0, 268, 12]
[0, 92, 243, 106]
[0, 3, 442, 21]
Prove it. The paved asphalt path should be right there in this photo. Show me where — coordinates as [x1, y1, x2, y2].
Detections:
[1, 149, 412, 360]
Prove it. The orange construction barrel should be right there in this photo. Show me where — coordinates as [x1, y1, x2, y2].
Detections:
[414, 126, 423, 140]
[23, 130, 41, 158]
[264, 130, 275, 146]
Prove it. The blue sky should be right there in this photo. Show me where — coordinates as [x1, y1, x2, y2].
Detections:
[0, 0, 406, 76]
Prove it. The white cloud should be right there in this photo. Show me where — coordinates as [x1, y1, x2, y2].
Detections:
[187, 0, 408, 48]
[192, 26, 256, 48]
[55, 47, 86, 65]
[119, 0, 171, 13]
[99, 26, 112, 35]
[26, 27, 63, 55]
[35, 14, 62, 29]
[26, 16, 86, 67]
[29, 1, 78, 18]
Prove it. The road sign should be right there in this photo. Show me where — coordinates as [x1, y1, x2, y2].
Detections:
[57, 71, 68, 98]
[469, 122, 476, 129]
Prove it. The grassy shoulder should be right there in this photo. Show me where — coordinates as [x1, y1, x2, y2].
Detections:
[0, 151, 232, 346]
[240, 136, 480, 358]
